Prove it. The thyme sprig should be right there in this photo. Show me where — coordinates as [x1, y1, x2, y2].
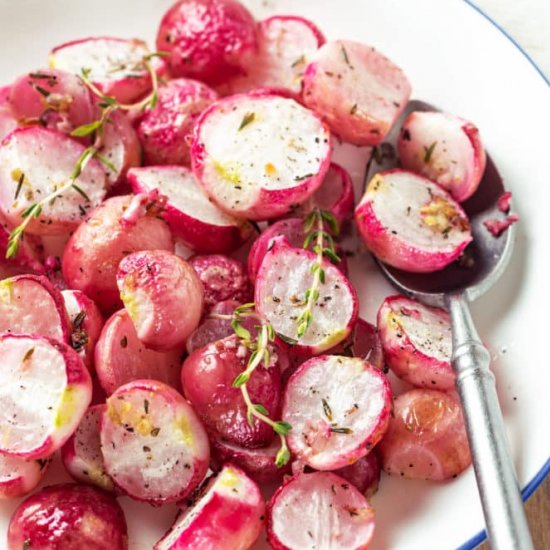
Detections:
[6, 53, 164, 259]
[295, 209, 341, 338]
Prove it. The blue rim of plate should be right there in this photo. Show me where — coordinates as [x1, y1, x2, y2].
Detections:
[457, 1, 549, 549]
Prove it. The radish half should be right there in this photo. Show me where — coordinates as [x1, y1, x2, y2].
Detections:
[0, 454, 50, 500]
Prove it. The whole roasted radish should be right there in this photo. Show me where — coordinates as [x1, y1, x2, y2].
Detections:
[333, 451, 381, 497]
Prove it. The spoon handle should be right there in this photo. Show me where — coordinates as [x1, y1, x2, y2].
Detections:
[446, 293, 533, 550]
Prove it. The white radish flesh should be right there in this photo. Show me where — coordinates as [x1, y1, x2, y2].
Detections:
[0, 454, 49, 500]
[0, 85, 17, 142]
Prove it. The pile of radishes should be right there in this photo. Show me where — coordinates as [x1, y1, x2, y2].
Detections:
[0, 0, 512, 548]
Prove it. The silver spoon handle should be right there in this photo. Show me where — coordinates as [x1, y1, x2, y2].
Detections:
[446, 293, 533, 550]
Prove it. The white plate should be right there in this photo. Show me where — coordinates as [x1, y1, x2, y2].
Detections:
[0, 0, 549, 549]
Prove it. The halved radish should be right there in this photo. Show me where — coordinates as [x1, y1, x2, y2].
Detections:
[0, 216, 45, 273]
[101, 379, 210, 504]
[377, 295, 454, 390]
[398, 110, 486, 202]
[0, 454, 50, 500]
[282, 355, 392, 470]
[154, 464, 264, 550]
[62, 194, 174, 313]
[189, 254, 252, 314]
[267, 471, 375, 550]
[377, 389, 471, 481]
[211, 438, 291, 484]
[220, 15, 326, 97]
[50, 37, 163, 104]
[355, 169, 473, 273]
[9, 68, 96, 133]
[333, 451, 381, 497]
[61, 404, 114, 492]
[94, 310, 183, 395]
[191, 92, 332, 220]
[7, 483, 128, 550]
[255, 238, 358, 354]
[117, 250, 204, 351]
[302, 40, 411, 145]
[156, 0, 258, 85]
[0, 333, 92, 459]
[181, 334, 282, 448]
[62, 289, 104, 371]
[0, 85, 17, 142]
[128, 165, 253, 254]
[137, 78, 219, 166]
[0, 274, 71, 342]
[0, 127, 107, 235]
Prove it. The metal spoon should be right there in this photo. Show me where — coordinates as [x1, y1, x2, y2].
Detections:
[366, 100, 533, 550]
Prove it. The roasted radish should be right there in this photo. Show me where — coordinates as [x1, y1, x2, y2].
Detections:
[0, 127, 107, 235]
[377, 295, 454, 390]
[182, 334, 282, 447]
[302, 40, 411, 145]
[155, 464, 264, 550]
[377, 389, 471, 481]
[355, 169, 472, 272]
[282, 355, 392, 470]
[255, 238, 357, 354]
[62, 194, 174, 313]
[137, 79, 219, 166]
[7, 483, 128, 550]
[94, 310, 183, 395]
[189, 254, 252, 314]
[61, 404, 114, 492]
[267, 471, 375, 550]
[0, 274, 71, 342]
[0, 454, 49, 500]
[117, 250, 204, 351]
[333, 451, 381, 497]
[156, 0, 258, 85]
[0, 334, 92, 459]
[191, 92, 331, 220]
[101, 379, 210, 504]
[0, 85, 17, 142]
[128, 165, 253, 254]
[398, 110, 486, 202]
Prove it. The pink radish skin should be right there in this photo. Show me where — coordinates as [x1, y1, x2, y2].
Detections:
[378, 389, 471, 481]
[189, 254, 252, 314]
[378, 295, 454, 390]
[9, 68, 96, 134]
[283, 355, 392, 470]
[61, 404, 115, 492]
[398, 111, 487, 202]
[0, 455, 50, 500]
[191, 92, 332, 220]
[117, 250, 204, 351]
[267, 471, 375, 550]
[220, 15, 326, 97]
[0, 215, 45, 274]
[62, 289, 104, 371]
[302, 40, 411, 145]
[182, 334, 283, 448]
[7, 483, 128, 550]
[128, 165, 253, 254]
[137, 78, 219, 166]
[0, 274, 71, 342]
[101, 379, 210, 505]
[332, 451, 381, 497]
[95, 309, 183, 395]
[255, 239, 358, 354]
[0, 334, 92, 459]
[62, 194, 174, 313]
[50, 37, 165, 104]
[0, 85, 17, 142]
[0, 127, 107, 235]
[155, 464, 264, 550]
[355, 169, 473, 273]
[156, 0, 258, 86]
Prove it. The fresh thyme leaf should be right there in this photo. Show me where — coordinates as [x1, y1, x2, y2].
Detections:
[322, 247, 341, 264]
[72, 184, 91, 202]
[232, 372, 250, 388]
[320, 210, 340, 235]
[254, 404, 269, 416]
[277, 333, 298, 346]
[231, 317, 251, 341]
[81, 67, 92, 79]
[96, 153, 117, 173]
[238, 112, 255, 131]
[423, 141, 437, 163]
[71, 120, 103, 137]
[275, 446, 290, 468]
[273, 421, 292, 436]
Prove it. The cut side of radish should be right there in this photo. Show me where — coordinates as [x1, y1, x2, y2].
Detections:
[267, 471, 375, 550]
[154, 464, 264, 550]
[101, 379, 210, 504]
[128, 165, 253, 254]
[0, 127, 107, 235]
[191, 92, 331, 220]
[282, 355, 392, 470]
[0, 454, 49, 500]
[0, 334, 92, 459]
[0, 85, 17, 143]
[355, 169, 472, 272]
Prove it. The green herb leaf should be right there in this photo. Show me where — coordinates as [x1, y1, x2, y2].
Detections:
[71, 120, 103, 137]
[232, 372, 250, 388]
[72, 184, 91, 202]
[275, 446, 290, 468]
[144, 51, 170, 61]
[277, 333, 298, 346]
[303, 210, 318, 233]
[231, 317, 251, 341]
[322, 248, 341, 264]
[246, 408, 254, 428]
[320, 210, 340, 235]
[273, 421, 292, 436]
[318, 268, 326, 284]
[254, 404, 269, 416]
[96, 153, 117, 173]
[238, 112, 255, 131]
